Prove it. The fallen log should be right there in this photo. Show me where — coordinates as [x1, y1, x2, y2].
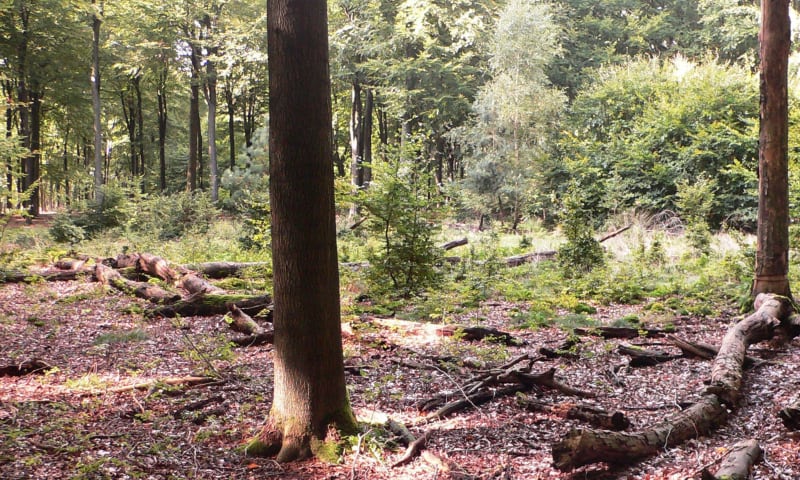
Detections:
[701, 438, 761, 480]
[387, 419, 432, 468]
[230, 331, 274, 347]
[516, 395, 630, 431]
[552, 293, 791, 471]
[226, 304, 265, 335]
[667, 335, 762, 368]
[778, 397, 800, 430]
[435, 324, 523, 346]
[181, 261, 270, 279]
[618, 343, 680, 367]
[574, 326, 667, 339]
[439, 237, 468, 251]
[552, 395, 727, 470]
[423, 384, 528, 421]
[707, 294, 789, 406]
[0, 267, 94, 283]
[55, 258, 86, 270]
[0, 358, 51, 377]
[539, 338, 581, 359]
[106, 376, 219, 393]
[504, 224, 632, 268]
[136, 253, 181, 284]
[95, 264, 181, 304]
[178, 273, 225, 295]
[148, 293, 272, 318]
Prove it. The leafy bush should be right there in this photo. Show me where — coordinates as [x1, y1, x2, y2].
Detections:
[49, 215, 86, 245]
[561, 57, 758, 228]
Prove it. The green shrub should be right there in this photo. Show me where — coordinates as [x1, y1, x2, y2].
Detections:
[49, 215, 86, 245]
[557, 189, 605, 277]
[362, 150, 445, 298]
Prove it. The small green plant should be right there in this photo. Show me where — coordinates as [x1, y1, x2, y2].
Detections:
[93, 328, 148, 346]
[676, 176, 715, 255]
[557, 188, 605, 277]
[362, 146, 445, 298]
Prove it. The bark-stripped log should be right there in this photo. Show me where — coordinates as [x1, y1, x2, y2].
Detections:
[701, 439, 761, 480]
[707, 294, 789, 406]
[552, 395, 727, 470]
[179, 273, 226, 295]
[181, 261, 270, 279]
[136, 253, 181, 284]
[95, 264, 180, 304]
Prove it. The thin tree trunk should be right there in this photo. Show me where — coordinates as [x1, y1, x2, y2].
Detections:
[205, 55, 219, 201]
[187, 47, 199, 192]
[135, 74, 145, 192]
[753, 0, 791, 297]
[225, 82, 235, 170]
[157, 66, 168, 191]
[28, 87, 41, 216]
[91, 0, 104, 204]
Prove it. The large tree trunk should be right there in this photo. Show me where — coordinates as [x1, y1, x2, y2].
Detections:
[247, 0, 357, 462]
[753, 0, 791, 297]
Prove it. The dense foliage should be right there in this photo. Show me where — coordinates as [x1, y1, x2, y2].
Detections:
[1, 0, 799, 283]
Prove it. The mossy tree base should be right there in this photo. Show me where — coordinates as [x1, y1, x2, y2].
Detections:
[246, 410, 357, 463]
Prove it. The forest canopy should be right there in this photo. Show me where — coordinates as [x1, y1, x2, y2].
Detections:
[0, 0, 795, 234]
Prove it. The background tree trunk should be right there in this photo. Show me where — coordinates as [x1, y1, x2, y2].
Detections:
[753, 0, 791, 297]
[91, 0, 104, 205]
[253, 0, 357, 462]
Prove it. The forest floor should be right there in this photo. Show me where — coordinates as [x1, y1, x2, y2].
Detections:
[1, 266, 800, 478]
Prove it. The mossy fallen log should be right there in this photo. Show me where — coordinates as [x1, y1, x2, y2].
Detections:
[148, 293, 272, 318]
[96, 263, 180, 304]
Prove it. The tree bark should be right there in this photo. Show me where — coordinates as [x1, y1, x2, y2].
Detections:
[753, 0, 791, 297]
[157, 64, 168, 191]
[552, 395, 727, 471]
[701, 439, 762, 480]
[187, 39, 201, 192]
[95, 263, 180, 304]
[707, 293, 788, 406]
[91, 0, 104, 205]
[247, 0, 357, 462]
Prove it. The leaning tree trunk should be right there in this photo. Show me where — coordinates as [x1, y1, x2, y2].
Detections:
[246, 0, 357, 462]
[753, 0, 791, 297]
